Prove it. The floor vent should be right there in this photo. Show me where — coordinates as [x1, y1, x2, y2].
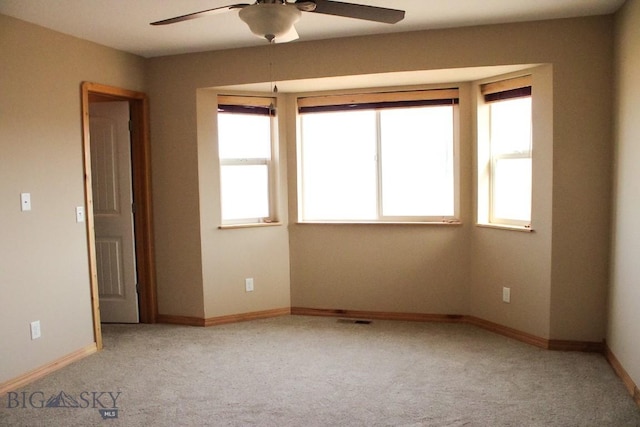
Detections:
[337, 319, 372, 325]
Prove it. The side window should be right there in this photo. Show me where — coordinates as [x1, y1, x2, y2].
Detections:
[217, 95, 277, 225]
[479, 76, 532, 228]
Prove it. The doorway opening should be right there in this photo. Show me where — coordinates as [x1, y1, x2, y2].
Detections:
[81, 82, 157, 349]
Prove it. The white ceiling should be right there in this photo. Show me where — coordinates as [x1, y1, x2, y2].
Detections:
[0, 0, 625, 58]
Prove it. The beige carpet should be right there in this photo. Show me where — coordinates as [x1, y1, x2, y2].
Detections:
[1, 315, 639, 426]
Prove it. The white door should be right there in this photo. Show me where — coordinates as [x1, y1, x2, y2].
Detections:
[89, 101, 139, 323]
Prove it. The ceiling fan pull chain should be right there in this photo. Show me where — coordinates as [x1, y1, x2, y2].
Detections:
[269, 39, 278, 94]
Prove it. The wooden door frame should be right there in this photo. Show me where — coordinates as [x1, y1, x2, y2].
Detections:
[81, 82, 157, 349]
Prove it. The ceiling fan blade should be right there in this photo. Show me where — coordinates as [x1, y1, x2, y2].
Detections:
[275, 25, 300, 43]
[150, 3, 250, 26]
[305, 0, 405, 24]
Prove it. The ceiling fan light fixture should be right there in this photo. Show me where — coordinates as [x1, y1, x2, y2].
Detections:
[239, 4, 301, 42]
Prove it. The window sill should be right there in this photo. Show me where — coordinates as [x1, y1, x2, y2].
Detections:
[476, 223, 533, 233]
[297, 220, 462, 226]
[218, 222, 282, 230]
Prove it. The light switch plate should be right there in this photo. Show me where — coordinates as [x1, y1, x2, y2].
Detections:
[76, 206, 85, 223]
[502, 287, 511, 303]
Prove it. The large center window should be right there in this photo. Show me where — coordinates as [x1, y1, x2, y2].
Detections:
[297, 89, 459, 223]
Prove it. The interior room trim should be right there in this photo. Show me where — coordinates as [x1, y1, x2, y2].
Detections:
[291, 307, 464, 323]
[291, 307, 604, 353]
[81, 82, 158, 351]
[0, 344, 97, 395]
[605, 344, 640, 408]
[157, 308, 291, 327]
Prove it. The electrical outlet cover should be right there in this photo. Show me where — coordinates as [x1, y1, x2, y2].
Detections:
[30, 320, 41, 339]
[21, 193, 31, 211]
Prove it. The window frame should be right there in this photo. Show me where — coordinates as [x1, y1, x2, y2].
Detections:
[297, 88, 461, 224]
[489, 149, 532, 226]
[217, 95, 279, 226]
[478, 76, 533, 230]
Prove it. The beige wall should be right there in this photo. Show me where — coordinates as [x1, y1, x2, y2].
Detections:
[147, 66, 205, 318]
[147, 51, 293, 319]
[548, 19, 614, 342]
[288, 82, 474, 315]
[470, 66, 554, 339]
[0, 14, 146, 383]
[197, 89, 291, 317]
[148, 16, 614, 342]
[609, 0, 640, 387]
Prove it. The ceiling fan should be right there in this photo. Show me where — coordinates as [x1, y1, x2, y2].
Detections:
[151, 0, 405, 43]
